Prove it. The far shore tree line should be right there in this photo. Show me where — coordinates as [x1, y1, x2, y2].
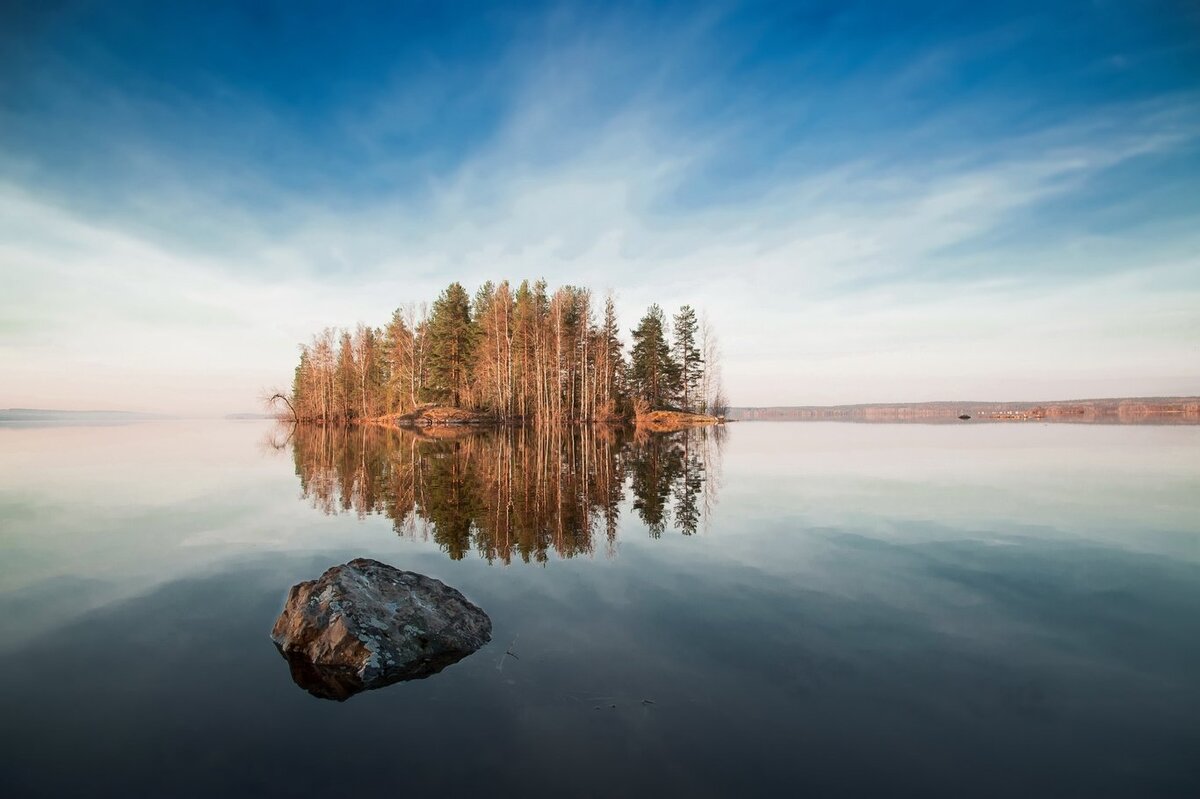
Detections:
[278, 280, 728, 425]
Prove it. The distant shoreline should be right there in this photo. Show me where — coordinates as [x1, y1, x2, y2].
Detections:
[727, 397, 1200, 424]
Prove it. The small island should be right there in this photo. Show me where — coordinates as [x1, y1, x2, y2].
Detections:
[271, 280, 727, 432]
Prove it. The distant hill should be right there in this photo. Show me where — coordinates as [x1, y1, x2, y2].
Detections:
[727, 397, 1200, 424]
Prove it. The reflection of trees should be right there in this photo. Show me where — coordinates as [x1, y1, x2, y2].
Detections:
[628, 429, 677, 537]
[625, 425, 725, 536]
[290, 423, 724, 563]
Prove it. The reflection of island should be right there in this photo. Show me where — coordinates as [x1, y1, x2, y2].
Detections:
[291, 424, 725, 562]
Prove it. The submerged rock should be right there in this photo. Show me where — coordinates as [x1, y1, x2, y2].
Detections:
[271, 558, 491, 700]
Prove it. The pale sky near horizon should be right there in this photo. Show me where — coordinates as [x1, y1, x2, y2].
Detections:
[2, 1, 1198, 414]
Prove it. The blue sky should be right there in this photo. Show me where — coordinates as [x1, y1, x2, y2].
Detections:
[1, 0, 1198, 412]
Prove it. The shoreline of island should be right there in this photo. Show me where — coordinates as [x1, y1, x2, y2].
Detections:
[351, 405, 723, 432]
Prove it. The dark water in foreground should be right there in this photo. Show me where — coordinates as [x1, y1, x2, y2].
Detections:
[1, 420, 1198, 797]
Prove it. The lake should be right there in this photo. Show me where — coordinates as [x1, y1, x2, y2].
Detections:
[1, 419, 1198, 797]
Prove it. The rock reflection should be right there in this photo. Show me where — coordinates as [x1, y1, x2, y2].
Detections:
[291, 424, 725, 562]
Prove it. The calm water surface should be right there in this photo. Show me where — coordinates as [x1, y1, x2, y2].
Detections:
[1, 420, 1198, 797]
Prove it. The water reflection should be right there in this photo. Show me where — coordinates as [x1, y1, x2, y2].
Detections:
[289, 424, 725, 562]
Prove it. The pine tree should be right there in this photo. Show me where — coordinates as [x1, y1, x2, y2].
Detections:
[630, 304, 677, 409]
[672, 305, 703, 411]
[599, 294, 626, 416]
[425, 282, 474, 407]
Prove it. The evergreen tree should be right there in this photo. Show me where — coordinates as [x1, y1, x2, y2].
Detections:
[425, 282, 474, 407]
[630, 304, 677, 408]
[672, 305, 703, 411]
[600, 294, 627, 414]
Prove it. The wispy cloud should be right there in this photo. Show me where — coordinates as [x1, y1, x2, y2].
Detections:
[1, 2, 1198, 411]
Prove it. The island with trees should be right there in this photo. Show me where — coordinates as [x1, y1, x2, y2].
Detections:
[272, 280, 727, 430]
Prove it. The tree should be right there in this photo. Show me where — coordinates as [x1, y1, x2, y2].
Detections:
[471, 281, 515, 417]
[335, 330, 358, 420]
[700, 312, 728, 416]
[512, 280, 538, 420]
[351, 323, 384, 419]
[629, 304, 678, 409]
[382, 308, 414, 414]
[290, 348, 311, 419]
[306, 328, 336, 423]
[598, 293, 626, 417]
[425, 282, 474, 407]
[672, 305, 702, 411]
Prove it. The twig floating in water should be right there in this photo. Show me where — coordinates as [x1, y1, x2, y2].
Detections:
[496, 635, 519, 671]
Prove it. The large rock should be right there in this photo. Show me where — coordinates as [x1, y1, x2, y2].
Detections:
[271, 558, 491, 700]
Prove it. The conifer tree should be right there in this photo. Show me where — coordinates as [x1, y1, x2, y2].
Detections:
[630, 304, 677, 409]
[425, 282, 474, 407]
[599, 294, 626, 415]
[672, 305, 703, 411]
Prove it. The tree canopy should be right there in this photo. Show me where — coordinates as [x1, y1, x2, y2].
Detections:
[285, 280, 725, 424]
